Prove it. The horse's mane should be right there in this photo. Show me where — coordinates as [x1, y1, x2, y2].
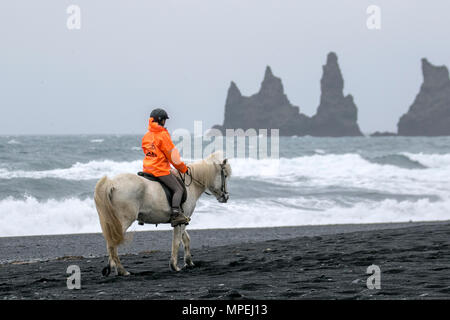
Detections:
[187, 151, 232, 187]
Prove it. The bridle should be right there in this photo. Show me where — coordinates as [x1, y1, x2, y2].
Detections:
[178, 163, 229, 200]
[217, 163, 228, 200]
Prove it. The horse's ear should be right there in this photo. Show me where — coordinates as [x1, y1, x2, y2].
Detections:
[222, 159, 228, 165]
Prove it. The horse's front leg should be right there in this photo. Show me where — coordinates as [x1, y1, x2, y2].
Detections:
[182, 230, 195, 268]
[169, 224, 184, 272]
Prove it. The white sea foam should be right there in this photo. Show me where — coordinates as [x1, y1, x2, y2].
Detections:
[90, 139, 104, 143]
[402, 152, 450, 168]
[190, 196, 450, 229]
[7, 139, 21, 145]
[0, 160, 142, 180]
[0, 195, 449, 237]
[228, 154, 450, 197]
[0, 196, 100, 237]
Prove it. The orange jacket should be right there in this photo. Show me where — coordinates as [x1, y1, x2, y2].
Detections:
[142, 117, 188, 177]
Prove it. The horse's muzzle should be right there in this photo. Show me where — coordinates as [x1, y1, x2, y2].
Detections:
[218, 193, 229, 203]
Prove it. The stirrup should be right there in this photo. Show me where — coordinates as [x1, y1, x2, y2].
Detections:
[170, 211, 190, 227]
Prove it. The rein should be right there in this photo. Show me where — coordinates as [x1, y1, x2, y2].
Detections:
[177, 164, 227, 197]
[178, 167, 212, 196]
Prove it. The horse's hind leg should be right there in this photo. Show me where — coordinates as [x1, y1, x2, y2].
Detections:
[109, 245, 130, 276]
[103, 218, 133, 276]
[114, 217, 134, 276]
[182, 230, 195, 268]
[169, 225, 184, 272]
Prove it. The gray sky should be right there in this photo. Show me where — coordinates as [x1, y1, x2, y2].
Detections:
[1, 0, 450, 134]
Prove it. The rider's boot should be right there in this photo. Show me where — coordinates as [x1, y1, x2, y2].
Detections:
[170, 207, 190, 227]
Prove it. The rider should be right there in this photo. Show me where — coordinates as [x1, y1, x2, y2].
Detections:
[142, 108, 190, 227]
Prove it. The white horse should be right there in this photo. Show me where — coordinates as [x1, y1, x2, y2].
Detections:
[94, 151, 231, 276]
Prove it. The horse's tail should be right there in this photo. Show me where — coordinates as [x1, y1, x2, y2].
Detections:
[94, 176, 124, 246]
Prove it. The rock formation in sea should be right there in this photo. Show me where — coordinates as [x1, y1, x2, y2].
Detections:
[309, 52, 363, 137]
[213, 52, 363, 137]
[397, 58, 450, 136]
[212, 66, 310, 136]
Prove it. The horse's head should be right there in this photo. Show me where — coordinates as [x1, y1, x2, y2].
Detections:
[188, 151, 232, 203]
[208, 158, 231, 203]
[201, 151, 231, 203]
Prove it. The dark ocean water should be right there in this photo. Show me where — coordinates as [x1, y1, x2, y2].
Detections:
[0, 135, 449, 236]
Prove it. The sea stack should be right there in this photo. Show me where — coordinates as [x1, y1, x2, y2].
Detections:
[309, 52, 363, 137]
[397, 58, 450, 136]
[213, 66, 310, 136]
[213, 52, 364, 136]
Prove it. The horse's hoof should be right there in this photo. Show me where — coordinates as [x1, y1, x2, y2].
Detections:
[169, 262, 181, 272]
[102, 265, 111, 277]
[183, 262, 195, 269]
[119, 271, 130, 276]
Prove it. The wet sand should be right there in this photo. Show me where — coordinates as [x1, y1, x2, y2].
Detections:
[0, 221, 449, 299]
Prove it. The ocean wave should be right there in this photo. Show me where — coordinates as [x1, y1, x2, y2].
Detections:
[402, 152, 450, 168]
[0, 152, 449, 200]
[90, 139, 104, 143]
[0, 160, 142, 180]
[231, 154, 450, 199]
[0, 197, 99, 237]
[0, 195, 449, 237]
[0, 153, 450, 186]
[229, 153, 450, 176]
[367, 154, 427, 169]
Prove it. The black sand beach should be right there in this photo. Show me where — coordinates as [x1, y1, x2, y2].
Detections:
[1, 221, 449, 300]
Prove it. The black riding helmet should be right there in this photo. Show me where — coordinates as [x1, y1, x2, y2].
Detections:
[150, 108, 169, 125]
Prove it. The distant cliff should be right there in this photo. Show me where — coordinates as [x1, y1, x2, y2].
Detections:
[213, 52, 363, 137]
[398, 59, 450, 136]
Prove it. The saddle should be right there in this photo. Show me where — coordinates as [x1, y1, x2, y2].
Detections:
[137, 171, 187, 207]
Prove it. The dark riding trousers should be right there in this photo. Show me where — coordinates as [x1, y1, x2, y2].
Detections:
[157, 173, 185, 209]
